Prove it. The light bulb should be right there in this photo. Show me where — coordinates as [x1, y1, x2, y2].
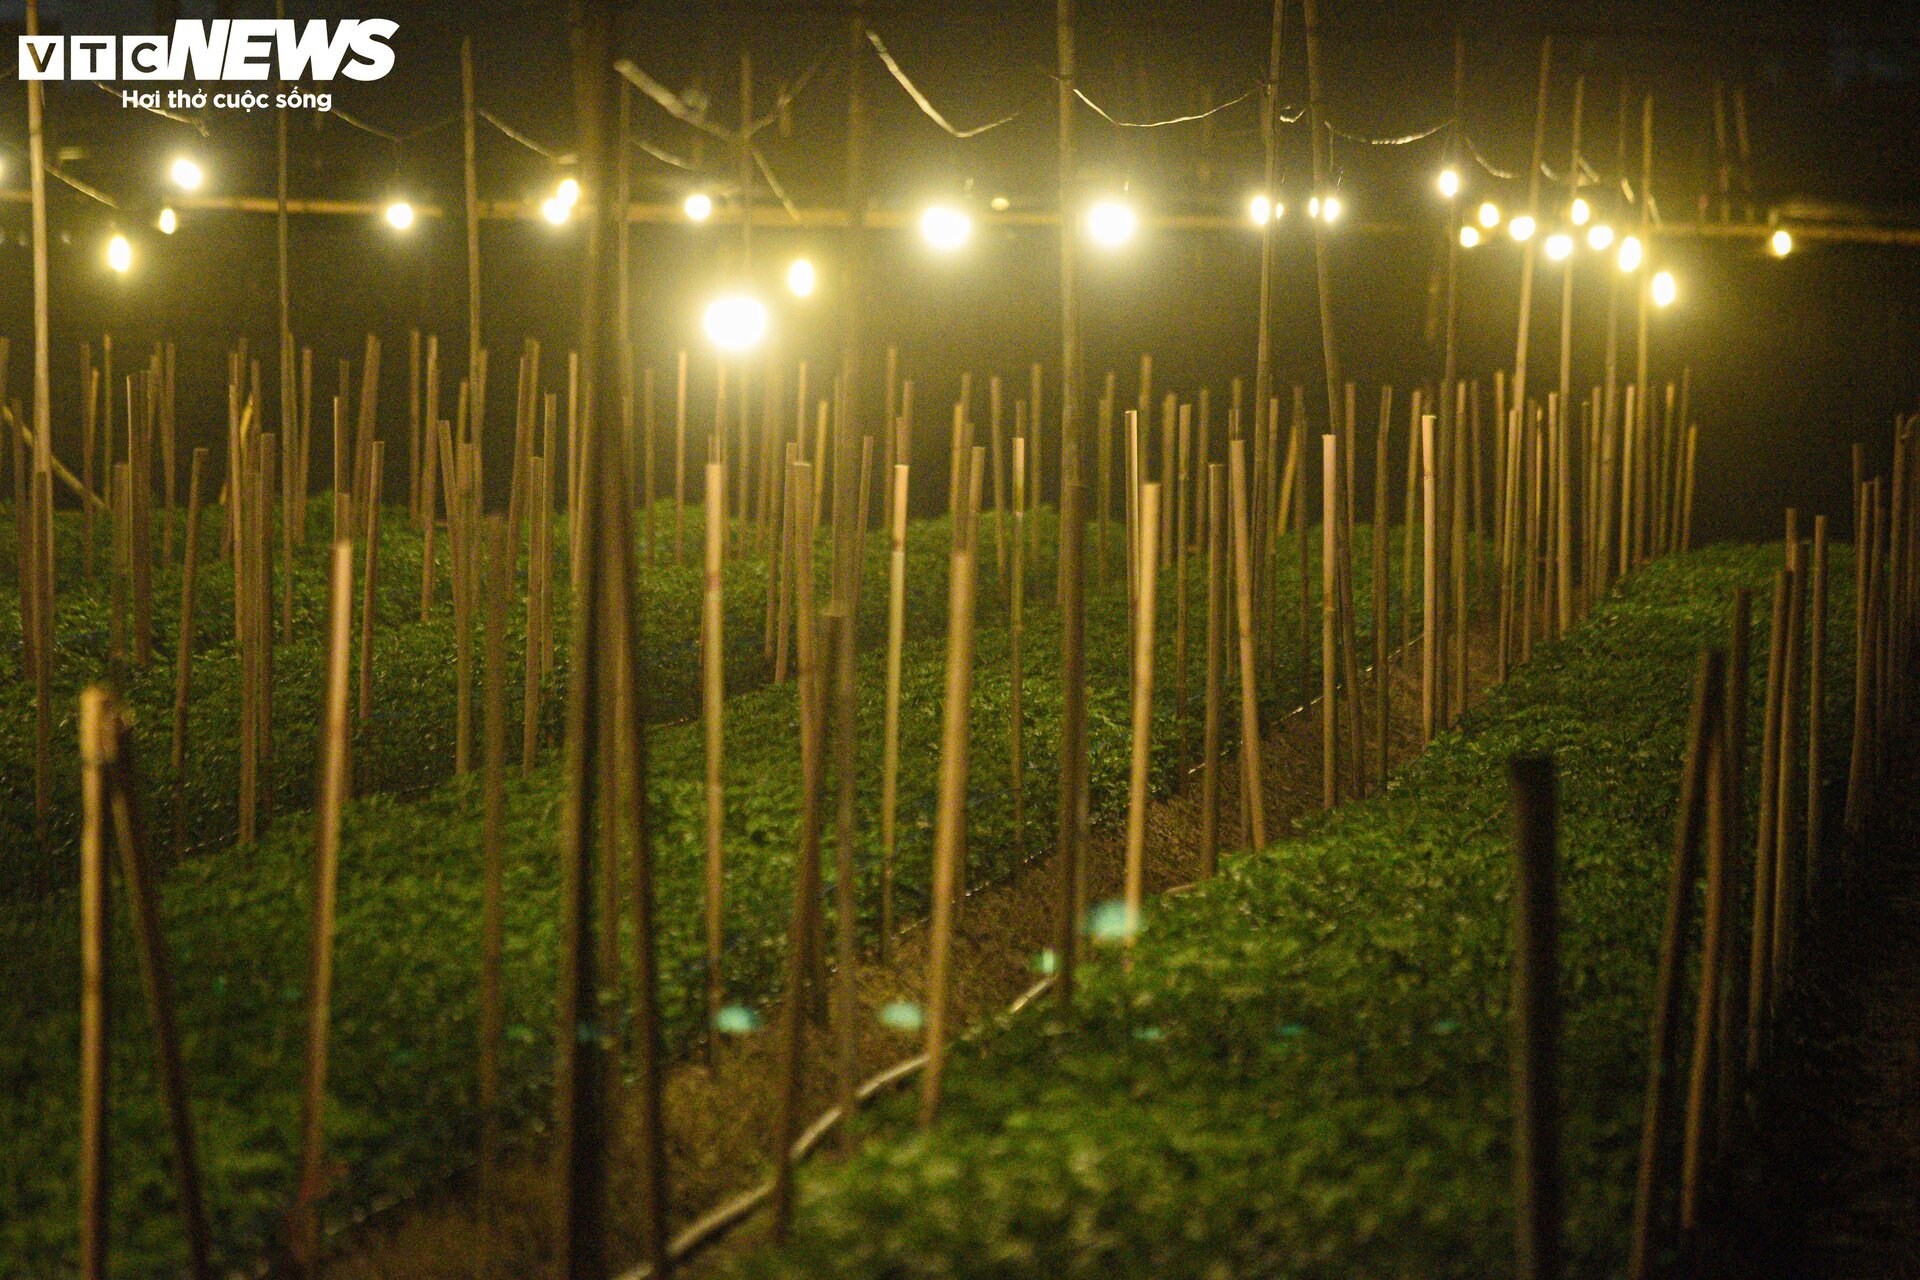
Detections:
[1437, 167, 1461, 199]
[684, 192, 713, 222]
[1478, 201, 1501, 229]
[384, 200, 414, 231]
[920, 204, 972, 251]
[1586, 223, 1614, 251]
[1509, 214, 1536, 242]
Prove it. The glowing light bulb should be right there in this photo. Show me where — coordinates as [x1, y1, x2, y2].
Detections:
[703, 294, 769, 351]
[156, 207, 177, 235]
[1570, 197, 1591, 226]
[556, 177, 580, 209]
[684, 192, 713, 222]
[541, 197, 569, 225]
[106, 234, 131, 273]
[787, 257, 816, 297]
[1586, 223, 1614, 251]
[920, 204, 972, 251]
[1770, 228, 1793, 257]
[1437, 167, 1460, 199]
[989, 195, 1009, 212]
[1308, 196, 1319, 219]
[1459, 224, 1481, 249]
[1508, 214, 1536, 242]
[1478, 201, 1501, 229]
[384, 200, 414, 231]
[1651, 270, 1677, 307]
[1086, 199, 1137, 247]
[1248, 194, 1271, 226]
[1617, 235, 1644, 272]
[1544, 232, 1573, 261]
[1321, 195, 1343, 223]
[169, 156, 203, 191]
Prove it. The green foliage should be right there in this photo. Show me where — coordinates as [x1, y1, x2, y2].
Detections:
[0, 505, 1423, 1276]
[725, 543, 1854, 1280]
[0, 499, 1069, 899]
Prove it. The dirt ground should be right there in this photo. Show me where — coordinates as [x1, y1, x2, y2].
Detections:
[315, 623, 1499, 1280]
[1713, 740, 1920, 1278]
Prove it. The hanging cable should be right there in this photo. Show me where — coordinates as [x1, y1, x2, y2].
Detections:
[478, 107, 575, 163]
[1325, 115, 1450, 146]
[1072, 83, 1257, 128]
[867, 29, 1022, 138]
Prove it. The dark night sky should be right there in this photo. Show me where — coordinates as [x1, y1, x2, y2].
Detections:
[1, 1, 1917, 539]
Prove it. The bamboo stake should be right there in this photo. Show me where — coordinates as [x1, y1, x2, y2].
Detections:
[1201, 464, 1226, 877]
[703, 461, 728, 1042]
[293, 543, 353, 1274]
[1680, 670, 1731, 1234]
[1745, 569, 1790, 1074]
[1422, 415, 1439, 740]
[1228, 440, 1268, 848]
[1174, 409, 1192, 781]
[1805, 516, 1827, 894]
[827, 604, 860, 1144]
[78, 688, 111, 1280]
[879, 463, 910, 957]
[1770, 539, 1804, 996]
[675, 348, 689, 562]
[1509, 753, 1563, 1280]
[420, 417, 440, 622]
[357, 442, 384, 724]
[1123, 483, 1161, 963]
[1629, 649, 1724, 1280]
[102, 700, 212, 1279]
[1373, 397, 1392, 787]
[1322, 437, 1340, 808]
[1716, 589, 1752, 1132]
[170, 449, 207, 857]
[1011, 439, 1027, 860]
[480, 516, 508, 1183]
[919, 453, 984, 1125]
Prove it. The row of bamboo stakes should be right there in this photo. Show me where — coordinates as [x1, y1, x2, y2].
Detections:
[1509, 430, 1918, 1280]
[48, 349, 1717, 1275]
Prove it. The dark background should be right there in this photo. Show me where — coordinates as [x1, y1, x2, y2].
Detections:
[2, 0, 1917, 540]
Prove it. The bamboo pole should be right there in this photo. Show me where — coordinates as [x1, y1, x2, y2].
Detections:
[170, 451, 207, 856]
[1510, 753, 1563, 1280]
[1122, 483, 1161, 961]
[1322, 437, 1340, 808]
[1201, 464, 1226, 877]
[1051, 0, 1088, 1008]
[1769, 538, 1804, 996]
[827, 604, 860, 1144]
[878, 463, 910, 958]
[1228, 440, 1268, 848]
[101, 699, 213, 1279]
[1716, 589, 1752, 1131]
[78, 688, 112, 1280]
[703, 461, 728, 1041]
[358, 443, 384, 724]
[1422, 415, 1439, 740]
[1745, 570, 1790, 1074]
[1680, 669, 1731, 1234]
[480, 516, 508, 1183]
[1805, 516, 1827, 892]
[675, 348, 689, 562]
[1629, 649, 1724, 1280]
[1373, 398, 1392, 787]
[1011, 438, 1028, 859]
[293, 544, 353, 1274]
[918, 451, 983, 1125]
[1174, 409, 1191, 780]
[1511, 37, 1554, 416]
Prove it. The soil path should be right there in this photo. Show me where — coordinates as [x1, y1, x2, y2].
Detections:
[320, 627, 1498, 1280]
